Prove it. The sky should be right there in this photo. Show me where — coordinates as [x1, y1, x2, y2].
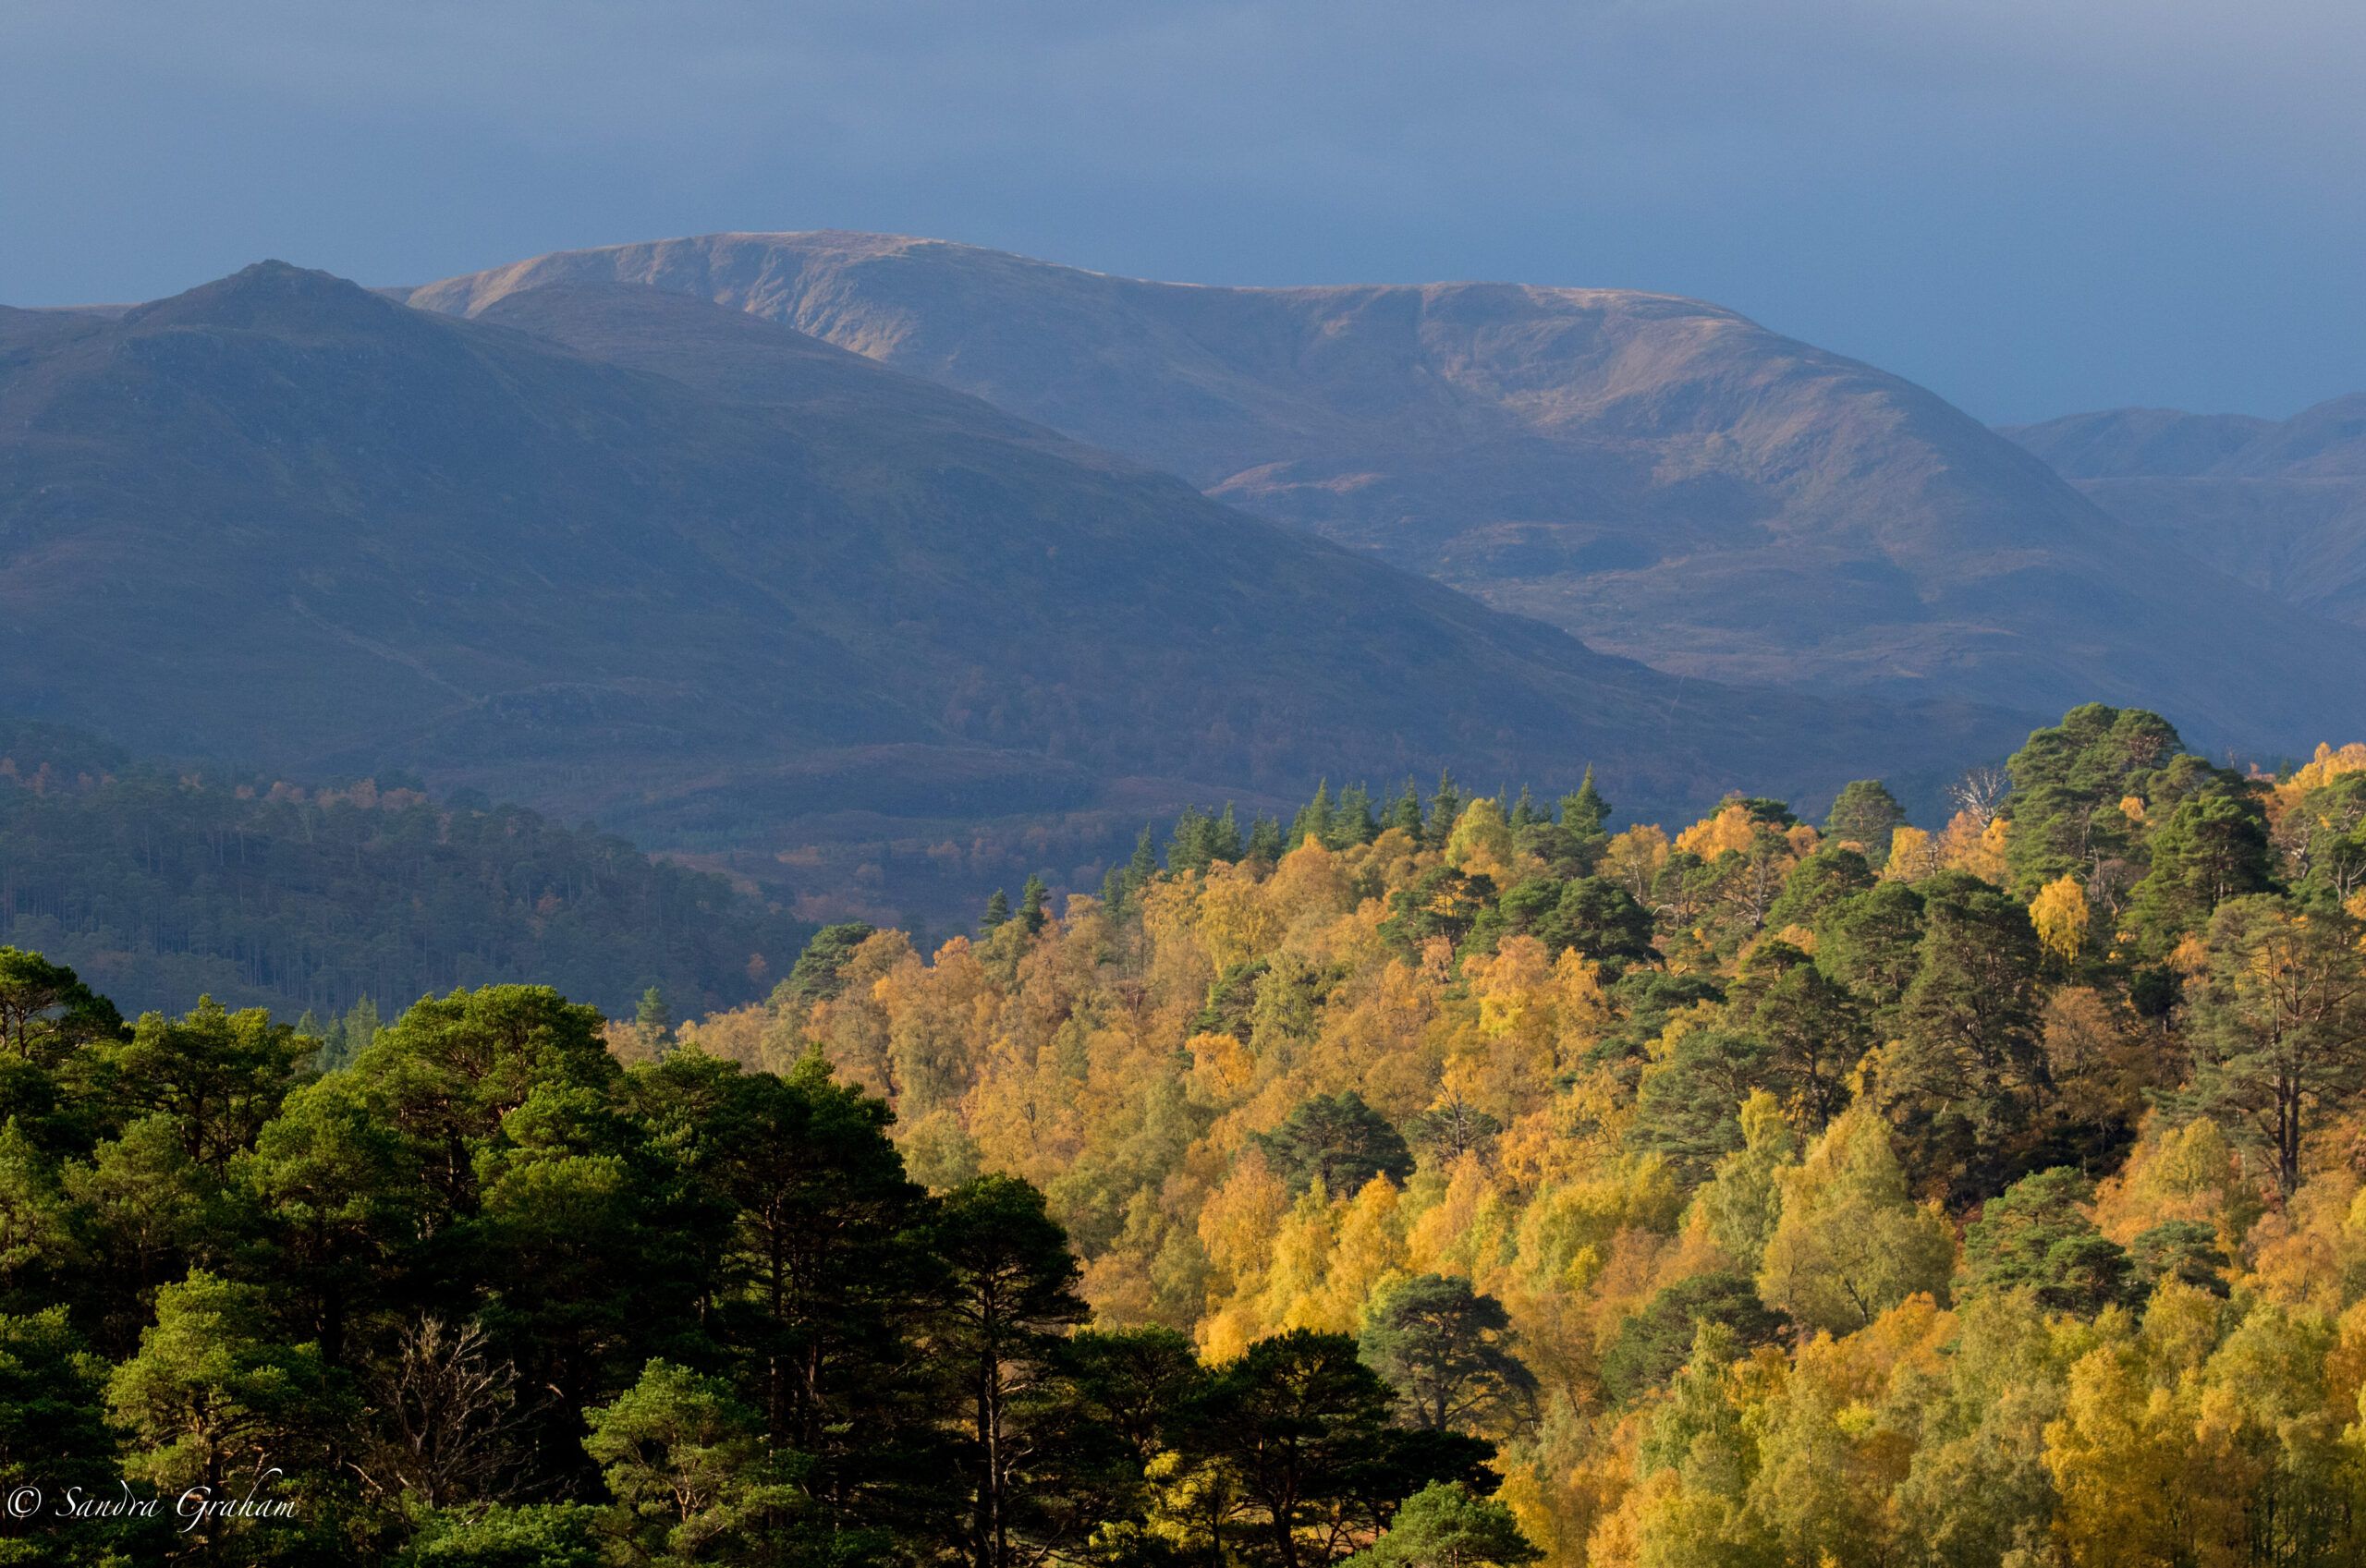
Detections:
[3, 0, 2360, 425]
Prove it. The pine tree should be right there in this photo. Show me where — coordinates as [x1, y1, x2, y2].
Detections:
[1289, 781, 1335, 851]
[1018, 875, 1050, 936]
[1246, 814, 1286, 863]
[1126, 825, 1159, 891]
[637, 985, 675, 1057]
[1169, 807, 1214, 874]
[1387, 778, 1425, 836]
[1211, 803, 1244, 863]
[1335, 784, 1381, 848]
[982, 889, 1012, 932]
[1428, 771, 1464, 847]
[1559, 766, 1609, 838]
[1507, 786, 1539, 830]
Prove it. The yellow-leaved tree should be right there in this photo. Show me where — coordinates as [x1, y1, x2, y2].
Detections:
[2030, 874, 2091, 968]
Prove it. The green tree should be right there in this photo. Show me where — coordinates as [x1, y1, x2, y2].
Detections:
[1255, 1094, 1414, 1197]
[1823, 780, 1907, 864]
[2001, 703, 2185, 891]
[631, 1051, 941, 1538]
[1018, 876, 1051, 937]
[582, 1359, 800, 1566]
[1192, 1330, 1493, 1568]
[1877, 872, 2048, 1198]
[1359, 1275, 1536, 1434]
[933, 1174, 1091, 1568]
[1960, 1167, 2130, 1315]
[2122, 789, 2275, 954]
[108, 1270, 339, 1548]
[1600, 1273, 1787, 1405]
[240, 1075, 418, 1367]
[2178, 895, 2366, 1195]
[981, 890, 1012, 933]
[774, 922, 877, 1010]
[398, 1504, 604, 1568]
[637, 985, 675, 1058]
[1346, 1481, 1539, 1568]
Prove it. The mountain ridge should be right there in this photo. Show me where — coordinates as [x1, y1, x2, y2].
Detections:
[2006, 395, 2366, 630]
[409, 231, 2366, 756]
[1, 261, 2031, 919]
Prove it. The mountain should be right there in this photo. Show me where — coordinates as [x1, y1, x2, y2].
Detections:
[409, 232, 2366, 757]
[2006, 396, 2366, 631]
[0, 262, 2024, 919]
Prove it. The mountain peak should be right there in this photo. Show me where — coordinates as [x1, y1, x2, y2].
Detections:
[125, 260, 415, 336]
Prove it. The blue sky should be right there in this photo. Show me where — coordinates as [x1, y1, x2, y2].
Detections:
[4, 0, 2358, 424]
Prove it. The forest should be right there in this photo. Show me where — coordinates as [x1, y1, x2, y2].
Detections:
[0, 722, 810, 1021]
[4, 701, 2365, 1566]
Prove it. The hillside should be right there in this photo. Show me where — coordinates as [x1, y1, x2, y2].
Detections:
[2006, 395, 2366, 630]
[410, 232, 2366, 754]
[0, 720, 807, 1019]
[0, 262, 2024, 920]
[6, 699, 2362, 1564]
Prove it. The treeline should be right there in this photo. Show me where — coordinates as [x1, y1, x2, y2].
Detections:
[670, 703, 2366, 1566]
[0, 722, 810, 1019]
[0, 958, 1526, 1567]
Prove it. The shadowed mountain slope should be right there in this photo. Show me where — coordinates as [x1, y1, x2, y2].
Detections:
[2007, 395, 2366, 632]
[412, 232, 2366, 755]
[0, 263, 2029, 916]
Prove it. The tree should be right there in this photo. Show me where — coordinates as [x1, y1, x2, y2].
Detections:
[982, 890, 1013, 933]
[2029, 875, 2090, 969]
[1018, 876, 1051, 937]
[241, 1074, 418, 1367]
[398, 1504, 604, 1568]
[777, 922, 878, 1009]
[1960, 1168, 2130, 1315]
[1346, 1481, 1539, 1568]
[1877, 872, 2049, 1198]
[1757, 1110, 1954, 1335]
[637, 985, 675, 1058]
[2178, 895, 2366, 1195]
[933, 1174, 1091, 1568]
[1729, 943, 1865, 1130]
[1599, 1273, 1787, 1405]
[1192, 1330, 1493, 1568]
[0, 947, 119, 1068]
[2123, 789, 2275, 954]
[354, 1315, 535, 1511]
[1256, 1094, 1415, 1197]
[84, 997, 312, 1172]
[629, 1052, 940, 1533]
[1358, 1275, 1536, 1434]
[108, 1270, 338, 1547]
[2001, 703, 2184, 890]
[1628, 1029, 1775, 1181]
[0, 1307, 140, 1564]
[1427, 773, 1464, 849]
[1823, 780, 1907, 864]
[582, 1359, 799, 1565]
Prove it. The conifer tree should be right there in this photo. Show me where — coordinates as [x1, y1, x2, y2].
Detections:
[1019, 876, 1050, 936]
[1212, 804, 1244, 863]
[982, 890, 1012, 933]
[1388, 778, 1425, 837]
[1290, 782, 1335, 851]
[1126, 827, 1164, 889]
[1428, 771, 1464, 848]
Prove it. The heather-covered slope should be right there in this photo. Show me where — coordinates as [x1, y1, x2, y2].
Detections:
[412, 232, 2366, 754]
